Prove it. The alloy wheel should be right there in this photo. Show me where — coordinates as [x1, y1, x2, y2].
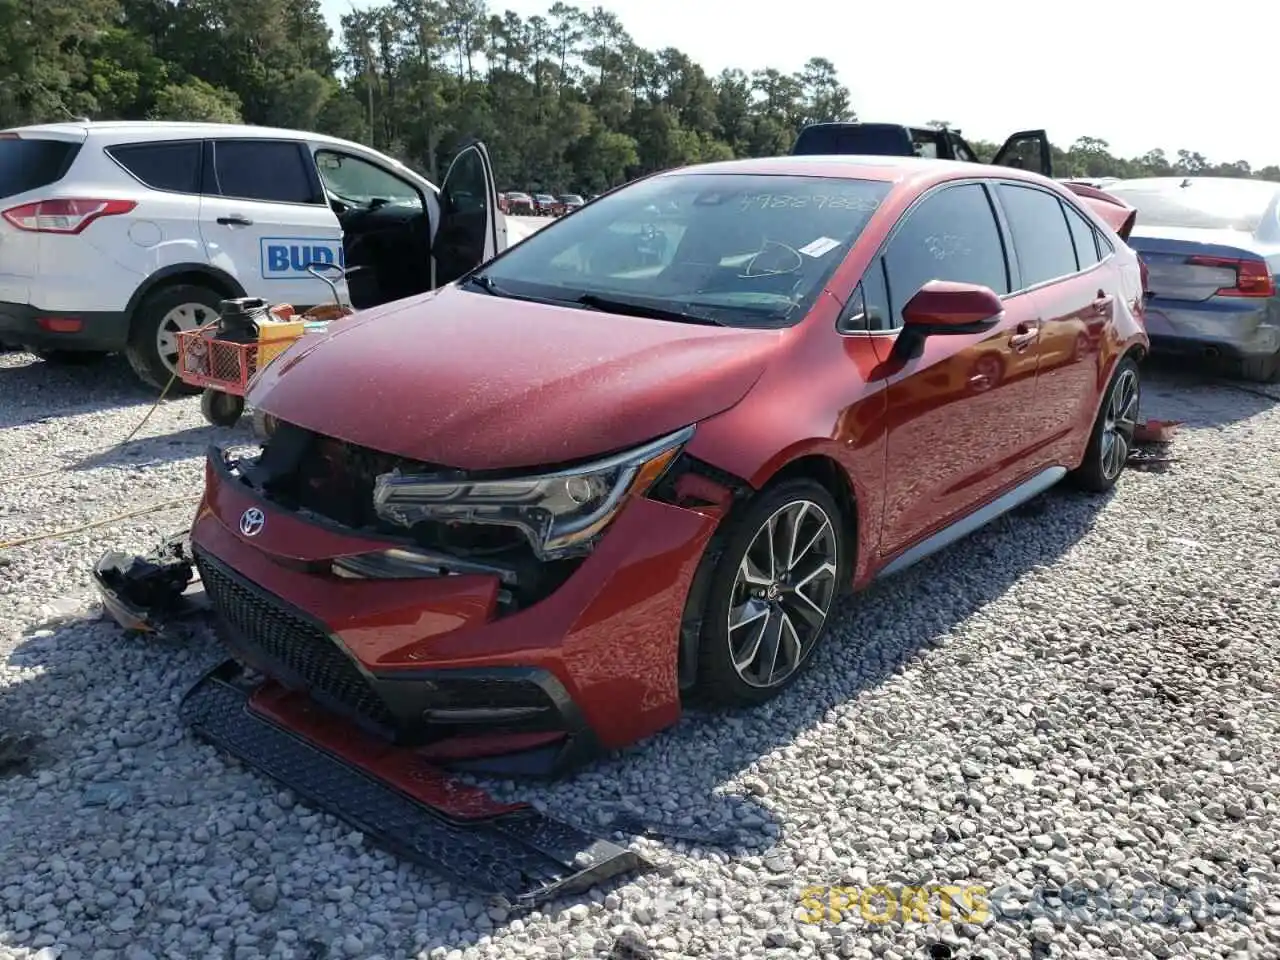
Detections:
[156, 302, 217, 375]
[728, 500, 839, 689]
[1101, 367, 1139, 480]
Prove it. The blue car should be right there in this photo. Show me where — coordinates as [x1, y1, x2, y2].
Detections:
[1106, 177, 1280, 382]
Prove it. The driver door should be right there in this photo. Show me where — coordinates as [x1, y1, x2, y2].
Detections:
[433, 141, 501, 287]
[991, 130, 1053, 177]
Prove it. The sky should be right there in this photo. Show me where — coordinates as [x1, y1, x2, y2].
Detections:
[318, 0, 1276, 169]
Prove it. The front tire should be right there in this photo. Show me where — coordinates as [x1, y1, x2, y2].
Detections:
[696, 479, 847, 707]
[1070, 355, 1141, 493]
[125, 284, 224, 393]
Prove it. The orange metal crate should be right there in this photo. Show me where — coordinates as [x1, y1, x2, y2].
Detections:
[177, 328, 259, 396]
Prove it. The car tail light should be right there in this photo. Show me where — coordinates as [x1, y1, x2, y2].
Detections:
[1187, 255, 1276, 298]
[2, 198, 137, 235]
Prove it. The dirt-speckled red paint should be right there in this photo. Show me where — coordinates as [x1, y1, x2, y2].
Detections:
[247, 286, 781, 471]
[203, 156, 1148, 760]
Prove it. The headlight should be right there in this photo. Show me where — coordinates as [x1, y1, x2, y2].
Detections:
[371, 425, 693, 560]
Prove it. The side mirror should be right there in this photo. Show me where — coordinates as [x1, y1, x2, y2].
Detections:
[901, 280, 1003, 336]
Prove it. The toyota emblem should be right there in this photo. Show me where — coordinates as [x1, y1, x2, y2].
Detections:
[239, 507, 265, 537]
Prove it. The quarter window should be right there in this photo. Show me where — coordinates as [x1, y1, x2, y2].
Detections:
[838, 260, 893, 333]
[1062, 201, 1100, 271]
[997, 184, 1079, 288]
[213, 140, 318, 204]
[882, 183, 1009, 328]
[107, 141, 201, 194]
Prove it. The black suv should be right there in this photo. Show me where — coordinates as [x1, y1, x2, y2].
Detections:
[791, 122, 1053, 177]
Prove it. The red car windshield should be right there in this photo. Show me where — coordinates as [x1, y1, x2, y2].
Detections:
[472, 173, 891, 328]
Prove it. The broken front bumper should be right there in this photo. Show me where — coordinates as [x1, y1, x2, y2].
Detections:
[92, 533, 206, 633]
[92, 544, 649, 905]
[182, 661, 646, 907]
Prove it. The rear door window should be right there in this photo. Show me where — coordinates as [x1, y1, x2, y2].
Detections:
[0, 138, 81, 199]
[996, 183, 1079, 288]
[212, 139, 320, 205]
[107, 140, 201, 194]
[882, 183, 1010, 327]
[1062, 201, 1100, 271]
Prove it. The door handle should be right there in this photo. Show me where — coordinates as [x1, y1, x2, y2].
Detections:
[1091, 294, 1114, 315]
[217, 215, 253, 226]
[1009, 321, 1040, 352]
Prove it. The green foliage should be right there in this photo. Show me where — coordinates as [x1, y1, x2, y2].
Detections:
[0, 0, 1275, 189]
[150, 77, 241, 123]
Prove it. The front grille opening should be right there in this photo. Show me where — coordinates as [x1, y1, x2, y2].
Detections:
[194, 548, 397, 730]
[234, 423, 587, 611]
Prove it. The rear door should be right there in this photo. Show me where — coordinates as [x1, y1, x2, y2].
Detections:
[871, 181, 1040, 562]
[432, 141, 500, 287]
[198, 137, 344, 308]
[992, 181, 1113, 458]
[992, 130, 1053, 177]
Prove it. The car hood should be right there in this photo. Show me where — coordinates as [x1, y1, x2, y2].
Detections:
[248, 285, 779, 471]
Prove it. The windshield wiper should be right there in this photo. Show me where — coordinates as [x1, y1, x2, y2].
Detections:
[575, 292, 725, 326]
[465, 273, 510, 297]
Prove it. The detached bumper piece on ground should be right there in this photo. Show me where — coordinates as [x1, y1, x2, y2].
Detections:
[93, 549, 646, 907]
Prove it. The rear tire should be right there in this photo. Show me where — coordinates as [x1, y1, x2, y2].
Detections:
[125, 284, 224, 393]
[1239, 352, 1280, 384]
[695, 479, 848, 707]
[1069, 355, 1141, 493]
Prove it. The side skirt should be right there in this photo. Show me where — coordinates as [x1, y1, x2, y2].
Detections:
[874, 466, 1067, 580]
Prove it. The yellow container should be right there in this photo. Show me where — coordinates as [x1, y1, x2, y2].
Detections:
[256, 318, 308, 368]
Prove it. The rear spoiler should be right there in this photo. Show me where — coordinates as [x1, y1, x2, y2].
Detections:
[1061, 181, 1137, 242]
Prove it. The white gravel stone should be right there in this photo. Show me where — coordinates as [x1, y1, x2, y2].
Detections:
[2, 350, 1279, 960]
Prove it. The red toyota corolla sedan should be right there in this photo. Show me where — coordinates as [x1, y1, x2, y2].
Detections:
[193, 156, 1148, 775]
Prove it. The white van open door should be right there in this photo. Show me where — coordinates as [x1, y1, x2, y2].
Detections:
[433, 141, 501, 287]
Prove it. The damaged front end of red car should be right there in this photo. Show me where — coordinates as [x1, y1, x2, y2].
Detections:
[90, 412, 741, 902]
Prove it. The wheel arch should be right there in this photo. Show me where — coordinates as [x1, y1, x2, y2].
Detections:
[675, 447, 861, 696]
[124, 264, 246, 330]
[1083, 341, 1147, 437]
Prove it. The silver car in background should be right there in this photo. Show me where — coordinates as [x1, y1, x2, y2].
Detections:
[1105, 177, 1280, 382]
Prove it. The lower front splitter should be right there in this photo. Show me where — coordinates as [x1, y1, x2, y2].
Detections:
[180, 661, 647, 907]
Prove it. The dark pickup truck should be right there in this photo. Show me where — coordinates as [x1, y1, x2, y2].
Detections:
[792, 123, 1053, 177]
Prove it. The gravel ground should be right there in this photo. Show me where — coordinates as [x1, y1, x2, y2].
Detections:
[1, 349, 1278, 960]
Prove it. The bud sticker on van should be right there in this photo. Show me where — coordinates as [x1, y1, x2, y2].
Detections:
[260, 237, 346, 279]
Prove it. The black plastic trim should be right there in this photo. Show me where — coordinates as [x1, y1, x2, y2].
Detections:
[180, 661, 645, 906]
[0, 301, 129, 351]
[124, 264, 248, 325]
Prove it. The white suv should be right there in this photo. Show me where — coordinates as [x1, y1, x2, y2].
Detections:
[0, 121, 508, 388]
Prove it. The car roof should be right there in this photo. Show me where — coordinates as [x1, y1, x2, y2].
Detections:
[657, 154, 1051, 189]
[7, 120, 383, 154]
[1107, 175, 1280, 192]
